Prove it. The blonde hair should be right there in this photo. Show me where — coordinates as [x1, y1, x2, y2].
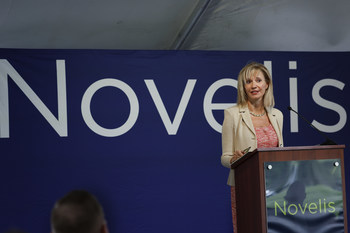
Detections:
[236, 62, 275, 112]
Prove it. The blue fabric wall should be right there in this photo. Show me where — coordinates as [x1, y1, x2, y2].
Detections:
[0, 49, 349, 233]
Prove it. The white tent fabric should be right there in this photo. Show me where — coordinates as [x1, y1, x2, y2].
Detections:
[183, 0, 350, 51]
[0, 0, 349, 51]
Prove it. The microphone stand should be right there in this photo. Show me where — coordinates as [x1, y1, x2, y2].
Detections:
[287, 106, 337, 145]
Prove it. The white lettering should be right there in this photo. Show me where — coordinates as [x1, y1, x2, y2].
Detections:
[264, 61, 272, 78]
[81, 79, 139, 137]
[1, 59, 347, 138]
[289, 78, 298, 132]
[289, 61, 298, 133]
[0, 59, 67, 138]
[144, 79, 196, 135]
[204, 79, 237, 133]
[312, 79, 346, 133]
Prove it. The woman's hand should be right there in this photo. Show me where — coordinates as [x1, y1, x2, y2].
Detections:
[230, 150, 244, 164]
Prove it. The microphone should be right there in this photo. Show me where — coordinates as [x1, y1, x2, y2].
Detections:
[287, 106, 337, 145]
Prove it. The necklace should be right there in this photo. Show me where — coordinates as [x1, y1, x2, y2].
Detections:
[249, 111, 266, 117]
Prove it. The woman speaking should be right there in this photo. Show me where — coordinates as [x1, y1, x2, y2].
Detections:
[221, 62, 284, 232]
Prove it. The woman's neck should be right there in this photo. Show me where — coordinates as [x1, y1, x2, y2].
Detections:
[247, 101, 264, 112]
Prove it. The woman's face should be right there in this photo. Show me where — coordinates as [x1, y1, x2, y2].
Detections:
[244, 69, 269, 103]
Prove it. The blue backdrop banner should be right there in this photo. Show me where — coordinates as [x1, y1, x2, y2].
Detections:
[0, 49, 349, 233]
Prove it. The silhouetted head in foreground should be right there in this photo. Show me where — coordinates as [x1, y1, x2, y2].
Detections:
[51, 190, 109, 233]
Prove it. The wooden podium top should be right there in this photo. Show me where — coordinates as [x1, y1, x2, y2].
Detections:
[254, 144, 345, 152]
[231, 144, 345, 169]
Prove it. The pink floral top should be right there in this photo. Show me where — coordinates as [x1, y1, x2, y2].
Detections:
[255, 124, 278, 148]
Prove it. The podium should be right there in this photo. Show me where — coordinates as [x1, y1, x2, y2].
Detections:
[231, 145, 347, 233]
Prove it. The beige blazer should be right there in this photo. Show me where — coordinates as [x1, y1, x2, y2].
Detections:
[221, 105, 284, 186]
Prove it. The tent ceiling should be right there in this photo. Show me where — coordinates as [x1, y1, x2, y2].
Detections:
[0, 0, 349, 51]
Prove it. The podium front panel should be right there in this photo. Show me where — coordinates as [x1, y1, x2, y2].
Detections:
[264, 159, 345, 233]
